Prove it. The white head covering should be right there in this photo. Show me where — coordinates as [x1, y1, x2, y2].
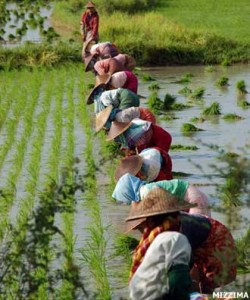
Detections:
[139, 148, 162, 182]
[110, 71, 127, 88]
[115, 107, 140, 122]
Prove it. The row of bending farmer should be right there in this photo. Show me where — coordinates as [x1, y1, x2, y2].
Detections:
[81, 2, 237, 299]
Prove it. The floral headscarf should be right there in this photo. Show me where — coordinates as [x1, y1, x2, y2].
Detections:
[115, 119, 152, 148]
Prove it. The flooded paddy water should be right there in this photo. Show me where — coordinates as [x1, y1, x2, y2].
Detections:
[1, 2, 53, 46]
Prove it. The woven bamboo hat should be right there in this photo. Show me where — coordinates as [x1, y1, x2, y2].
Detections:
[86, 75, 110, 105]
[115, 156, 143, 181]
[125, 187, 197, 232]
[84, 54, 97, 72]
[86, 83, 106, 105]
[106, 121, 132, 141]
[85, 1, 95, 8]
[95, 74, 111, 85]
[114, 155, 143, 182]
[125, 55, 136, 71]
[95, 105, 113, 132]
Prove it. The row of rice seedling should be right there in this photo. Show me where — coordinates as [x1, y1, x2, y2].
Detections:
[0, 73, 43, 240]
[0, 72, 32, 169]
[75, 71, 112, 299]
[55, 66, 82, 298]
[0, 69, 56, 296]
[0, 66, 87, 298]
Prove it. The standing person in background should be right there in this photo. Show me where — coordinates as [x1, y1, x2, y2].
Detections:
[80, 1, 99, 58]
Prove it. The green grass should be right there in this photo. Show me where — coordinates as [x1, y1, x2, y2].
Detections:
[170, 144, 199, 151]
[0, 0, 249, 69]
[157, 0, 250, 43]
[49, 1, 250, 66]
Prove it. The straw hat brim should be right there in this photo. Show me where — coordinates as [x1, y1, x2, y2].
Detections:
[84, 54, 96, 72]
[125, 217, 146, 234]
[125, 202, 195, 222]
[106, 121, 132, 141]
[114, 156, 143, 182]
[95, 105, 113, 132]
[85, 1, 95, 8]
[95, 74, 111, 85]
[86, 83, 106, 105]
[125, 187, 197, 224]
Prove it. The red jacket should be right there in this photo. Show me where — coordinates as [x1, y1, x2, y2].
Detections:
[153, 147, 173, 181]
[123, 71, 138, 94]
[136, 124, 172, 153]
[81, 11, 99, 40]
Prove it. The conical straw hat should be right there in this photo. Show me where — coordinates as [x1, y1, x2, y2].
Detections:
[95, 105, 113, 132]
[86, 83, 106, 105]
[106, 121, 132, 141]
[125, 187, 197, 232]
[125, 55, 136, 71]
[84, 54, 97, 72]
[95, 74, 111, 85]
[114, 155, 143, 182]
[85, 1, 95, 8]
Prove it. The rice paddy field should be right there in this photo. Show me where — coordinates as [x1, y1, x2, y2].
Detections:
[0, 0, 250, 299]
[0, 62, 250, 299]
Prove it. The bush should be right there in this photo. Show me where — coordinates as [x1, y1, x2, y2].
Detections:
[95, 0, 158, 14]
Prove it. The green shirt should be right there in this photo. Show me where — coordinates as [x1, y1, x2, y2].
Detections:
[141, 179, 189, 200]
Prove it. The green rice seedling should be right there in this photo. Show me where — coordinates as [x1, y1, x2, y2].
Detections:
[174, 73, 194, 84]
[141, 73, 155, 82]
[162, 93, 176, 110]
[202, 102, 221, 116]
[216, 76, 229, 87]
[147, 92, 163, 113]
[190, 116, 206, 123]
[190, 87, 205, 99]
[159, 113, 177, 121]
[102, 139, 124, 161]
[238, 99, 250, 108]
[181, 123, 203, 133]
[172, 171, 192, 177]
[112, 233, 139, 281]
[236, 80, 248, 94]
[170, 144, 199, 151]
[148, 82, 160, 91]
[178, 86, 192, 97]
[76, 73, 111, 298]
[8, 33, 15, 40]
[223, 113, 244, 121]
[235, 228, 250, 274]
[171, 103, 189, 110]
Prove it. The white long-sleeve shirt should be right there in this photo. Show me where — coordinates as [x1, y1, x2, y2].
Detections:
[129, 231, 192, 300]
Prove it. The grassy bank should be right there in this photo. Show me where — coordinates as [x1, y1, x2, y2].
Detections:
[51, 1, 250, 65]
[157, 0, 250, 44]
[0, 0, 249, 69]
